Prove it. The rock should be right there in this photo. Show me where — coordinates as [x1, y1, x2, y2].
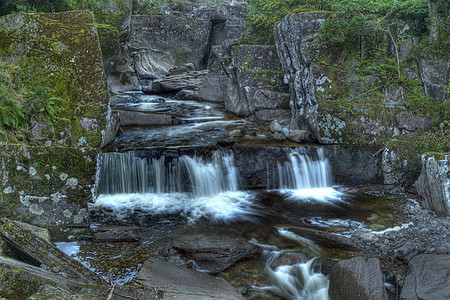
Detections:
[101, 110, 120, 148]
[173, 226, 261, 273]
[396, 241, 418, 263]
[0, 145, 98, 227]
[271, 132, 286, 141]
[143, 70, 209, 94]
[400, 254, 450, 300]
[329, 257, 388, 300]
[175, 89, 201, 101]
[288, 130, 310, 143]
[28, 285, 103, 300]
[418, 57, 449, 101]
[92, 226, 140, 242]
[327, 145, 382, 185]
[282, 227, 358, 250]
[0, 218, 102, 284]
[228, 129, 243, 138]
[133, 48, 173, 80]
[0, 11, 109, 148]
[133, 257, 243, 299]
[269, 121, 283, 133]
[129, 14, 211, 69]
[117, 110, 172, 126]
[414, 154, 449, 217]
[169, 63, 196, 75]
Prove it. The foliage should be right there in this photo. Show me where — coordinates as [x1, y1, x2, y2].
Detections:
[0, 60, 62, 143]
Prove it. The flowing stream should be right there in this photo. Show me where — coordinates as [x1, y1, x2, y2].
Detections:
[85, 92, 405, 299]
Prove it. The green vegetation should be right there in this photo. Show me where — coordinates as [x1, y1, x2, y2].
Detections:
[0, 60, 63, 143]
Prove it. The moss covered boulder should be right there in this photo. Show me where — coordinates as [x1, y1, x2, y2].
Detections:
[0, 10, 109, 148]
[0, 145, 99, 227]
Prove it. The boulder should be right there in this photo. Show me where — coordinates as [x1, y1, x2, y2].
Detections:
[117, 110, 172, 126]
[288, 130, 310, 143]
[0, 218, 102, 284]
[269, 121, 283, 133]
[143, 70, 209, 94]
[133, 48, 174, 80]
[173, 226, 261, 273]
[400, 254, 450, 300]
[175, 89, 201, 101]
[329, 257, 388, 300]
[414, 154, 449, 217]
[169, 63, 195, 75]
[395, 241, 418, 263]
[132, 257, 243, 299]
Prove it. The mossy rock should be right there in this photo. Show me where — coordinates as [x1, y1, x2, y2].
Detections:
[0, 144, 99, 228]
[0, 11, 109, 148]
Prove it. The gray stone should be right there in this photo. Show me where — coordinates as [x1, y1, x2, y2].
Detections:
[143, 70, 209, 94]
[418, 57, 449, 101]
[169, 63, 195, 76]
[288, 130, 310, 143]
[329, 257, 388, 300]
[175, 89, 201, 101]
[284, 227, 358, 250]
[400, 254, 450, 300]
[269, 121, 283, 133]
[271, 132, 286, 141]
[129, 14, 211, 69]
[396, 241, 418, 263]
[173, 226, 261, 273]
[133, 48, 173, 80]
[132, 257, 243, 299]
[414, 154, 449, 217]
[117, 110, 172, 126]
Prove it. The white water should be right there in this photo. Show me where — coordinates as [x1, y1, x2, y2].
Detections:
[253, 231, 329, 300]
[95, 150, 257, 222]
[272, 148, 344, 203]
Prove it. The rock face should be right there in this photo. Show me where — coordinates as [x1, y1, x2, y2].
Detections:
[129, 14, 211, 78]
[274, 13, 437, 145]
[173, 226, 261, 273]
[0, 11, 111, 227]
[414, 154, 450, 216]
[400, 254, 450, 300]
[329, 257, 388, 300]
[133, 257, 243, 299]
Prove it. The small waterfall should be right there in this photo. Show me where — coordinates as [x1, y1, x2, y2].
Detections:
[277, 148, 331, 190]
[94, 150, 255, 222]
[99, 150, 239, 197]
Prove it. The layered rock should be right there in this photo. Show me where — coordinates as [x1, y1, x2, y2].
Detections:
[143, 70, 209, 94]
[414, 154, 449, 216]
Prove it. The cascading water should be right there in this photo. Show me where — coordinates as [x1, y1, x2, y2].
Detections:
[277, 148, 331, 190]
[269, 148, 344, 202]
[93, 150, 255, 222]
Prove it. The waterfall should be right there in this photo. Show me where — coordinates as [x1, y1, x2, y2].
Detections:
[270, 148, 344, 202]
[99, 150, 239, 197]
[94, 150, 255, 222]
[277, 148, 331, 190]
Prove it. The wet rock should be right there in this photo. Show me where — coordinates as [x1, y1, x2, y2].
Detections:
[285, 227, 358, 250]
[329, 257, 388, 300]
[28, 285, 102, 300]
[143, 70, 209, 94]
[173, 226, 261, 273]
[133, 257, 243, 299]
[396, 241, 418, 263]
[117, 110, 172, 126]
[414, 154, 449, 217]
[436, 246, 448, 254]
[271, 132, 286, 141]
[400, 254, 450, 300]
[175, 89, 201, 101]
[0, 218, 102, 284]
[288, 130, 310, 143]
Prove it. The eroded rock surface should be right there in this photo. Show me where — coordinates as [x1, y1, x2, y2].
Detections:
[329, 257, 388, 300]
